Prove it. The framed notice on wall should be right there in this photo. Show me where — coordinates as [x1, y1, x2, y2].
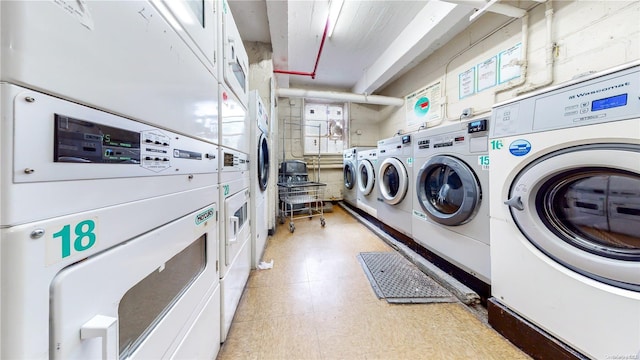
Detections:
[405, 80, 443, 127]
[498, 43, 522, 83]
[476, 56, 497, 92]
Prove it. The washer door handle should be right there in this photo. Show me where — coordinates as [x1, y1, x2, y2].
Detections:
[504, 196, 524, 211]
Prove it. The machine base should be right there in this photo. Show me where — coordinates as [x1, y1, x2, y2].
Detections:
[488, 298, 588, 360]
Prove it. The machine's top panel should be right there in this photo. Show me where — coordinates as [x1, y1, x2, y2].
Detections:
[491, 62, 640, 138]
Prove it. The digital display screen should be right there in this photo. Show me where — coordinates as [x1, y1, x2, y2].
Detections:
[591, 93, 627, 112]
[402, 135, 411, 144]
[467, 118, 487, 133]
[54, 114, 141, 164]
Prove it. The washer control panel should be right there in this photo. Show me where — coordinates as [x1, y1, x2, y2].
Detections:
[491, 63, 639, 137]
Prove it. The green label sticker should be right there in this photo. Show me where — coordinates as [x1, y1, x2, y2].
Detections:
[490, 139, 504, 151]
[47, 218, 99, 264]
[413, 209, 427, 220]
[223, 184, 230, 197]
[195, 207, 215, 225]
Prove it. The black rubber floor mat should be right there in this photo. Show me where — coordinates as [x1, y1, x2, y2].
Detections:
[358, 252, 457, 304]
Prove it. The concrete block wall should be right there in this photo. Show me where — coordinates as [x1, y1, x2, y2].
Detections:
[378, 0, 640, 136]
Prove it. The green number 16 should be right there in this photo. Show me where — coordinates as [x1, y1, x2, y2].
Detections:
[52, 220, 97, 258]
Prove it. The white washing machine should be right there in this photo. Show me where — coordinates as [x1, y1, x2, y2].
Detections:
[0, 85, 221, 359]
[412, 118, 491, 284]
[376, 135, 413, 237]
[489, 61, 640, 359]
[249, 90, 271, 269]
[0, 0, 220, 144]
[356, 148, 378, 217]
[342, 147, 360, 207]
[218, 146, 251, 341]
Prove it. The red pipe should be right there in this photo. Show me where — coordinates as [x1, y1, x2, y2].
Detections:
[273, 16, 330, 80]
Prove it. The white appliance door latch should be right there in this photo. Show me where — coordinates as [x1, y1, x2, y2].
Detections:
[80, 315, 118, 360]
[504, 196, 524, 211]
[228, 215, 239, 244]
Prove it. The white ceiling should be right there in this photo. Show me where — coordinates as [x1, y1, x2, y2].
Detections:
[228, 0, 534, 95]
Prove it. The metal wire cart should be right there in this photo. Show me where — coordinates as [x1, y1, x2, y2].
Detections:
[278, 181, 326, 232]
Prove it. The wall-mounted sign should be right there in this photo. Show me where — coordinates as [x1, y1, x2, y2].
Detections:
[405, 80, 443, 126]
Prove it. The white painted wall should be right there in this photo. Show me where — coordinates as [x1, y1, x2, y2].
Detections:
[378, 0, 640, 135]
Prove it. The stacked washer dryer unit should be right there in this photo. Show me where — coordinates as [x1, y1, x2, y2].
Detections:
[489, 62, 640, 359]
[249, 90, 271, 269]
[356, 148, 379, 217]
[412, 119, 491, 284]
[219, 0, 251, 342]
[0, 1, 223, 358]
[376, 135, 413, 237]
[343, 147, 363, 207]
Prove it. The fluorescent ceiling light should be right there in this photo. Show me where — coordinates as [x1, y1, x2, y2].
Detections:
[327, 0, 344, 38]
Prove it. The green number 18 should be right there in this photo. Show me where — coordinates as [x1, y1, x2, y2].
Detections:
[53, 220, 97, 258]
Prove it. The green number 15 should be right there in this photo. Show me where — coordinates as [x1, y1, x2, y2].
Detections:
[52, 220, 97, 258]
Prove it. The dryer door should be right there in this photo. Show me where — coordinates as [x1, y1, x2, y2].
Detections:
[378, 157, 408, 205]
[358, 159, 375, 195]
[416, 155, 481, 226]
[50, 206, 218, 360]
[343, 161, 356, 190]
[258, 132, 270, 192]
[506, 144, 640, 291]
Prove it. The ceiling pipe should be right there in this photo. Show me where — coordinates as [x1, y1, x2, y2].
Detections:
[276, 88, 404, 107]
[273, 12, 330, 79]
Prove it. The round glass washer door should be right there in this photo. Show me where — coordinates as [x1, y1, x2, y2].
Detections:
[357, 159, 375, 195]
[343, 161, 356, 190]
[506, 144, 640, 291]
[416, 155, 481, 226]
[378, 157, 408, 205]
[258, 133, 270, 191]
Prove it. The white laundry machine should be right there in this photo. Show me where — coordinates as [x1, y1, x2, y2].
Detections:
[220, 85, 249, 154]
[220, 0, 249, 107]
[412, 118, 491, 284]
[0, 84, 221, 359]
[218, 146, 251, 341]
[0, 0, 220, 144]
[488, 61, 640, 359]
[356, 148, 378, 217]
[342, 147, 360, 207]
[249, 90, 271, 269]
[376, 135, 413, 237]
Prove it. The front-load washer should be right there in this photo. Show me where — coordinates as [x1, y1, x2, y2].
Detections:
[356, 148, 378, 217]
[376, 135, 413, 237]
[249, 90, 271, 268]
[342, 147, 362, 207]
[412, 118, 491, 284]
[218, 146, 251, 341]
[0, 85, 221, 359]
[488, 61, 640, 359]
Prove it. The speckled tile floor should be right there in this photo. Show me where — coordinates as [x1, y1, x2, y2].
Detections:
[217, 205, 530, 360]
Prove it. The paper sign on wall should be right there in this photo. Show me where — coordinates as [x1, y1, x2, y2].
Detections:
[477, 56, 497, 92]
[405, 80, 442, 127]
[498, 43, 522, 83]
[459, 67, 475, 99]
